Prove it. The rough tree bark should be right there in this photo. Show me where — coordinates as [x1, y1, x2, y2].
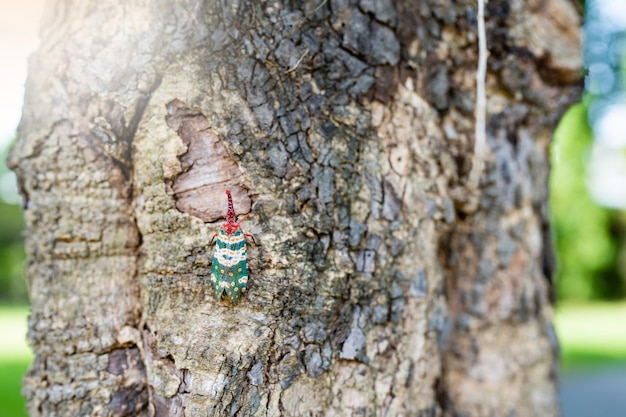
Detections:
[8, 0, 581, 416]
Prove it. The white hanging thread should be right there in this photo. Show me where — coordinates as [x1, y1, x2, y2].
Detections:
[468, 0, 488, 191]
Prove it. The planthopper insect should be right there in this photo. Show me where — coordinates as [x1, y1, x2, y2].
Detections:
[210, 189, 253, 303]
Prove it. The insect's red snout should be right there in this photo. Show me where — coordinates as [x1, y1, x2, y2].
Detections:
[225, 189, 237, 225]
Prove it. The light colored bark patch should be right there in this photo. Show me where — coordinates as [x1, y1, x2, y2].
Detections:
[164, 99, 251, 222]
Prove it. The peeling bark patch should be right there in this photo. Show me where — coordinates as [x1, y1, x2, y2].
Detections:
[103, 347, 148, 415]
[425, 63, 450, 111]
[340, 327, 366, 360]
[165, 99, 251, 222]
[142, 327, 186, 417]
[277, 352, 302, 389]
[410, 269, 428, 298]
[339, 307, 368, 362]
[371, 65, 400, 104]
[334, 5, 400, 66]
[108, 382, 149, 417]
[359, 0, 398, 26]
[247, 361, 264, 386]
[304, 345, 325, 377]
[107, 346, 144, 376]
[151, 393, 185, 417]
[382, 178, 401, 221]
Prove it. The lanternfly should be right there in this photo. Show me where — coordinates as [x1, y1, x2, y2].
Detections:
[210, 189, 252, 303]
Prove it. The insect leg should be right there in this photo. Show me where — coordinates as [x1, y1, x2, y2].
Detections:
[243, 233, 257, 245]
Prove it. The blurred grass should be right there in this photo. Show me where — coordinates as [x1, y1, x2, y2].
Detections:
[555, 302, 626, 370]
[0, 305, 31, 417]
[0, 360, 30, 417]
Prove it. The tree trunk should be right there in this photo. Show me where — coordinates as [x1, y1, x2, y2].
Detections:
[8, 0, 581, 416]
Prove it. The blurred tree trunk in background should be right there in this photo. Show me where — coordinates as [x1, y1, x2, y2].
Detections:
[8, 0, 582, 416]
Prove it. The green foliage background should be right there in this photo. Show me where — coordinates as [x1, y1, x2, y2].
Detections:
[551, 102, 626, 301]
[0, 144, 26, 305]
[0, 202, 26, 303]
